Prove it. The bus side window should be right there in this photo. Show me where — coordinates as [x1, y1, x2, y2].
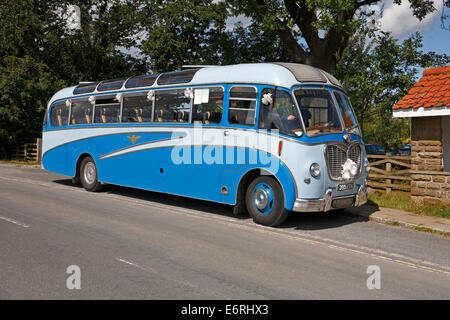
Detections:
[50, 101, 69, 127]
[259, 88, 303, 136]
[70, 99, 92, 125]
[228, 86, 257, 126]
[122, 92, 153, 123]
[192, 87, 223, 124]
[155, 89, 191, 123]
[258, 88, 275, 129]
[94, 97, 121, 123]
[43, 108, 49, 127]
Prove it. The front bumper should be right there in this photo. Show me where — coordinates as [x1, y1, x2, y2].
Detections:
[293, 185, 368, 213]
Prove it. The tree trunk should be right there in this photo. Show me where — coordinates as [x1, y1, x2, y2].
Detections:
[0, 145, 7, 160]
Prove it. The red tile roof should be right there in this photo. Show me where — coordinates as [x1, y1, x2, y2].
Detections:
[392, 65, 450, 110]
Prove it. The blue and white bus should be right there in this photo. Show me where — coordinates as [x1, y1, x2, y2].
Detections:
[42, 63, 369, 226]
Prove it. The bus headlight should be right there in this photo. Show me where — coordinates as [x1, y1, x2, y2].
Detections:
[310, 163, 320, 177]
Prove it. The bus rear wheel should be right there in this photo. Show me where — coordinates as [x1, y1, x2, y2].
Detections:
[245, 176, 288, 227]
[79, 156, 103, 192]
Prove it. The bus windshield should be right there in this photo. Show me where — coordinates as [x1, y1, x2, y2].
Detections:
[333, 91, 361, 136]
[293, 89, 342, 137]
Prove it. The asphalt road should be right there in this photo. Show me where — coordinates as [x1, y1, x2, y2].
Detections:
[0, 164, 449, 299]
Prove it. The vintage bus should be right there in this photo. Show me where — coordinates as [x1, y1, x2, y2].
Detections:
[42, 63, 369, 226]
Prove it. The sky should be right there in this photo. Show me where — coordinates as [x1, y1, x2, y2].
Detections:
[378, 0, 449, 56]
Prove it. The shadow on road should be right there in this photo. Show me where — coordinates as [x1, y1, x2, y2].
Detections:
[53, 179, 376, 230]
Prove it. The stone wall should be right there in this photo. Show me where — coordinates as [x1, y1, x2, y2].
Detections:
[410, 140, 443, 172]
[411, 171, 450, 205]
[410, 117, 450, 204]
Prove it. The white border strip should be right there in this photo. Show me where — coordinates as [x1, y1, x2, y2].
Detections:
[393, 106, 450, 118]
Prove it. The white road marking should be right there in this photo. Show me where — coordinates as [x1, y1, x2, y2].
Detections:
[0, 216, 30, 228]
[115, 258, 149, 271]
[115, 257, 223, 295]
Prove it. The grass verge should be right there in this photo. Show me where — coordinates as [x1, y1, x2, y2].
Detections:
[0, 160, 40, 166]
[367, 191, 450, 220]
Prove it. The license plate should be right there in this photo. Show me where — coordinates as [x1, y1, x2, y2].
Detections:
[338, 182, 354, 191]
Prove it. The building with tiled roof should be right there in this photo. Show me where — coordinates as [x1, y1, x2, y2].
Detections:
[392, 65, 450, 205]
[393, 65, 450, 116]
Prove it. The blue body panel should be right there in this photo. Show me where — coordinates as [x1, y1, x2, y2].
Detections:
[42, 133, 298, 209]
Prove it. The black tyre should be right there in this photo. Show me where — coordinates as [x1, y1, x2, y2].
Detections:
[245, 175, 288, 227]
[79, 156, 103, 192]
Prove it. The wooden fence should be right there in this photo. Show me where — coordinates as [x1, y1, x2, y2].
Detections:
[13, 138, 42, 162]
[367, 154, 411, 193]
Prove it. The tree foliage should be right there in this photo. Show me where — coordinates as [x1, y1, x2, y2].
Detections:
[139, 0, 228, 72]
[226, 0, 440, 72]
[336, 31, 449, 149]
[0, 0, 147, 155]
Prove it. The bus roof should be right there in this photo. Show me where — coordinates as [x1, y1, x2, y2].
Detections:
[48, 63, 342, 107]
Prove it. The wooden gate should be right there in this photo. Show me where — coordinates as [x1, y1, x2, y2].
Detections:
[367, 154, 411, 193]
[13, 138, 42, 162]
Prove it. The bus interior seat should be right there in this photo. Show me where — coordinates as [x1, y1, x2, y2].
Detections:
[141, 108, 151, 122]
[85, 108, 91, 124]
[228, 113, 238, 124]
[57, 108, 63, 126]
[101, 108, 107, 123]
[137, 108, 143, 122]
[158, 109, 176, 122]
[178, 111, 189, 122]
[203, 111, 221, 124]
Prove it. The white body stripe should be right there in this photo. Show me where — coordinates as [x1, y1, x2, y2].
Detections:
[42, 126, 324, 197]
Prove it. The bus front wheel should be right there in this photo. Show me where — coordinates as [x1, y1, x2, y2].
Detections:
[79, 157, 103, 192]
[245, 176, 288, 227]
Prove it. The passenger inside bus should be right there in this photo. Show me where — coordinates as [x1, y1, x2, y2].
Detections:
[259, 90, 302, 135]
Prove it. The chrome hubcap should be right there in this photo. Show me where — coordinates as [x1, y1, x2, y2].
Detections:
[84, 162, 96, 184]
[251, 182, 275, 216]
[254, 189, 268, 210]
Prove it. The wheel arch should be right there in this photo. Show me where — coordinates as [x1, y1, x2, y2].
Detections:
[75, 152, 94, 178]
[235, 166, 297, 211]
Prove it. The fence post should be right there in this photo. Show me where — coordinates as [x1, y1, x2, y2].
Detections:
[386, 154, 392, 194]
[36, 138, 42, 162]
[24, 143, 28, 161]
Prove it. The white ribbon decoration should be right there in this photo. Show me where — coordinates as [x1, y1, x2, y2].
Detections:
[115, 93, 123, 102]
[88, 96, 95, 105]
[341, 159, 358, 180]
[261, 92, 273, 105]
[65, 99, 72, 108]
[184, 88, 193, 99]
[147, 91, 155, 101]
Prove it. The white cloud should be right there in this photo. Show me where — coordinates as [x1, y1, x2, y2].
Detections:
[378, 0, 441, 39]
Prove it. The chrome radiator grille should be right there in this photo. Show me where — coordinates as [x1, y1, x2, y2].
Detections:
[326, 143, 362, 180]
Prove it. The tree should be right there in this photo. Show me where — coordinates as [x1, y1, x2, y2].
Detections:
[139, 0, 228, 72]
[0, 56, 64, 155]
[211, 21, 291, 65]
[0, 0, 147, 156]
[226, 0, 440, 72]
[336, 31, 449, 149]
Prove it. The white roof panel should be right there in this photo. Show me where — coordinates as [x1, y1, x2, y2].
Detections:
[47, 63, 342, 107]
